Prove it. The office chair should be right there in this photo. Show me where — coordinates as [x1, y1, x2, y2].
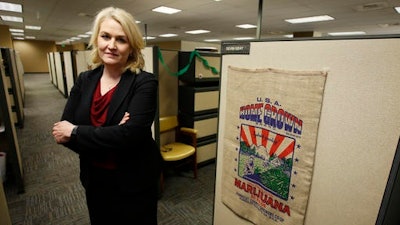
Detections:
[159, 115, 198, 191]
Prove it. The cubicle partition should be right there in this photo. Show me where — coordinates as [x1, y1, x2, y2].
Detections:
[213, 35, 400, 225]
[0, 48, 24, 193]
[62, 51, 76, 95]
[1, 48, 24, 128]
[48, 52, 57, 87]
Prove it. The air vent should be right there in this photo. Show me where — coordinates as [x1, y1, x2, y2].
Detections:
[354, 2, 389, 11]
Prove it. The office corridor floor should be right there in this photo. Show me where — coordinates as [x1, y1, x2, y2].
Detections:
[4, 73, 216, 225]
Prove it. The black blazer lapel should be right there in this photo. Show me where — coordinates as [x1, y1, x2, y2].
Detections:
[106, 70, 137, 123]
[80, 67, 103, 120]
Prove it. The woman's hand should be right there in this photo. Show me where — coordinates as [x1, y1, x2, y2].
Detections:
[119, 112, 130, 125]
[52, 120, 75, 144]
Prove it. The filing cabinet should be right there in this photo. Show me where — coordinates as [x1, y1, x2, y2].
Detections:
[178, 51, 221, 164]
[178, 86, 219, 116]
[197, 138, 218, 164]
[179, 112, 218, 142]
[178, 51, 220, 84]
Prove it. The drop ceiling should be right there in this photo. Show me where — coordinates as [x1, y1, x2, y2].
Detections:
[1, 0, 400, 44]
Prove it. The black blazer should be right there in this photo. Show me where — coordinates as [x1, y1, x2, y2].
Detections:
[61, 66, 161, 190]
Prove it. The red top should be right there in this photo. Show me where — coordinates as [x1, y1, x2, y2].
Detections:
[91, 81, 117, 126]
[90, 81, 118, 169]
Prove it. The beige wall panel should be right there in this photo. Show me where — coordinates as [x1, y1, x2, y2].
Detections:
[0, 25, 12, 48]
[158, 50, 178, 117]
[214, 38, 400, 225]
[75, 50, 91, 76]
[0, 181, 12, 225]
[63, 52, 74, 95]
[13, 40, 56, 73]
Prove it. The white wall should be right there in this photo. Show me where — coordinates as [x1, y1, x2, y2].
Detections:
[181, 40, 220, 52]
[214, 37, 400, 225]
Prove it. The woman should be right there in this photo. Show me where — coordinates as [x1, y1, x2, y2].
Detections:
[52, 7, 161, 225]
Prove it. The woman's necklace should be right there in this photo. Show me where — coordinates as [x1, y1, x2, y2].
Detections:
[100, 75, 120, 95]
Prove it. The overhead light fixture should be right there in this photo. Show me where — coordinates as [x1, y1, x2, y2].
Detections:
[284, 34, 294, 38]
[0, 2, 22, 13]
[204, 39, 221, 42]
[143, 36, 156, 40]
[9, 28, 23, 33]
[1, 15, 23, 22]
[78, 34, 90, 38]
[234, 37, 254, 40]
[25, 36, 36, 39]
[285, 15, 334, 24]
[86, 31, 93, 35]
[236, 24, 257, 29]
[25, 25, 41, 30]
[13, 37, 24, 40]
[159, 33, 178, 37]
[395, 6, 400, 13]
[11, 32, 24, 36]
[152, 6, 181, 14]
[328, 31, 366, 36]
[185, 30, 210, 34]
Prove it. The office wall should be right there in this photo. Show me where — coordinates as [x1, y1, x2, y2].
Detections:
[0, 25, 12, 48]
[56, 42, 87, 52]
[13, 40, 56, 73]
[181, 40, 220, 51]
[149, 40, 220, 52]
[214, 37, 400, 225]
[0, 181, 12, 225]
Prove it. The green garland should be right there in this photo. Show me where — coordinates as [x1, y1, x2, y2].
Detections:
[158, 48, 219, 77]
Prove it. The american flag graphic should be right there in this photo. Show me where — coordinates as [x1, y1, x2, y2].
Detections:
[240, 124, 295, 159]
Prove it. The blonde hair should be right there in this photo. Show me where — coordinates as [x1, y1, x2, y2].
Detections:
[88, 7, 145, 72]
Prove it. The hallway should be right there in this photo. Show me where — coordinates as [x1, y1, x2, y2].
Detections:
[4, 73, 215, 225]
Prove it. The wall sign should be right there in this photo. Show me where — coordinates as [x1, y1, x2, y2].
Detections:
[221, 66, 327, 225]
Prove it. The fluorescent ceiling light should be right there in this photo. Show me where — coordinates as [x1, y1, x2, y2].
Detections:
[1, 15, 23, 22]
[71, 37, 81, 40]
[25, 25, 41, 30]
[0, 2, 22, 13]
[25, 36, 35, 39]
[234, 37, 254, 40]
[204, 39, 221, 42]
[144, 36, 156, 40]
[13, 37, 24, 40]
[86, 31, 93, 35]
[285, 15, 334, 24]
[395, 7, 400, 13]
[328, 31, 366, 36]
[236, 24, 257, 29]
[78, 34, 90, 38]
[284, 34, 293, 38]
[152, 6, 181, 14]
[159, 33, 178, 37]
[185, 30, 210, 34]
[11, 32, 24, 36]
[9, 28, 23, 32]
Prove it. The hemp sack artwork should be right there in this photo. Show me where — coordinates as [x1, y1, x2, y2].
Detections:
[221, 66, 327, 225]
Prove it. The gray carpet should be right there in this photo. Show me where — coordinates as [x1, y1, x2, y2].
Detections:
[4, 73, 216, 225]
